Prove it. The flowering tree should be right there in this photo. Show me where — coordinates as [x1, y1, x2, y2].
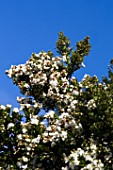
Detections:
[0, 32, 113, 169]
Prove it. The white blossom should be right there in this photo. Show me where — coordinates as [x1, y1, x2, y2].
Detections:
[60, 131, 67, 140]
[7, 123, 14, 129]
[22, 127, 27, 133]
[44, 110, 55, 119]
[0, 105, 6, 110]
[62, 55, 67, 62]
[23, 83, 29, 88]
[72, 90, 79, 95]
[17, 134, 23, 140]
[22, 156, 28, 162]
[82, 74, 90, 81]
[6, 104, 12, 108]
[13, 107, 19, 112]
[31, 117, 39, 125]
[4, 49, 110, 169]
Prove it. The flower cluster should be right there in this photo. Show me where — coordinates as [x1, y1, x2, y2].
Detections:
[63, 142, 104, 170]
[1, 33, 113, 169]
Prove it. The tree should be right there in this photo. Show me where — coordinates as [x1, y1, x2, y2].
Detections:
[0, 32, 113, 169]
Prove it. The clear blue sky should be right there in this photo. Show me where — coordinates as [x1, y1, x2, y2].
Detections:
[0, 0, 113, 107]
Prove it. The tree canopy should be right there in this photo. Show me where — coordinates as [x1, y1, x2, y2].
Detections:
[0, 32, 113, 169]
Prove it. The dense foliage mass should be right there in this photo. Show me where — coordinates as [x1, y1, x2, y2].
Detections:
[0, 32, 113, 169]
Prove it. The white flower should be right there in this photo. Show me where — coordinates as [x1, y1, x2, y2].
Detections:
[50, 79, 58, 87]
[56, 126, 61, 131]
[17, 161, 22, 167]
[51, 141, 56, 147]
[22, 128, 27, 133]
[67, 108, 72, 112]
[7, 123, 14, 129]
[85, 154, 93, 162]
[86, 99, 96, 109]
[64, 122, 69, 128]
[6, 69, 12, 77]
[21, 164, 28, 169]
[43, 132, 49, 137]
[75, 123, 82, 131]
[40, 122, 46, 125]
[62, 55, 67, 62]
[82, 74, 90, 81]
[25, 138, 31, 142]
[6, 104, 12, 108]
[23, 83, 29, 88]
[26, 146, 31, 151]
[0, 105, 6, 110]
[32, 138, 38, 143]
[22, 156, 28, 162]
[72, 90, 79, 95]
[32, 135, 41, 143]
[31, 117, 39, 125]
[62, 166, 68, 170]
[77, 148, 84, 156]
[90, 144, 97, 150]
[35, 53, 40, 58]
[63, 153, 69, 163]
[59, 112, 69, 119]
[71, 100, 78, 105]
[17, 134, 23, 140]
[69, 151, 80, 167]
[60, 131, 67, 140]
[13, 107, 19, 112]
[81, 163, 92, 170]
[44, 110, 55, 119]
[44, 66, 50, 70]
[46, 126, 52, 131]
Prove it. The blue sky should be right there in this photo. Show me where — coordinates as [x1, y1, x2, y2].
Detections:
[0, 0, 113, 107]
